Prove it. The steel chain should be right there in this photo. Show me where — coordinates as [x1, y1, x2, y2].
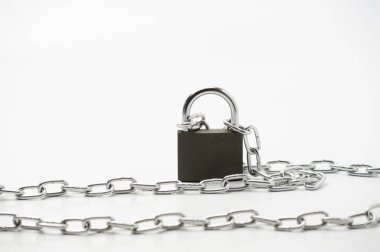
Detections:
[1, 117, 379, 235]
[1, 160, 379, 200]
[1, 204, 379, 234]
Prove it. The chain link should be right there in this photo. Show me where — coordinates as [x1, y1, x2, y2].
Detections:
[224, 119, 262, 175]
[177, 113, 209, 132]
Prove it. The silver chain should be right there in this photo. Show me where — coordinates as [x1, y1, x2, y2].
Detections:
[1, 116, 379, 235]
[1, 203, 379, 234]
[1, 161, 379, 200]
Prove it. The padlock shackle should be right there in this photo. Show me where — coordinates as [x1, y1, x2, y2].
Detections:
[182, 87, 239, 126]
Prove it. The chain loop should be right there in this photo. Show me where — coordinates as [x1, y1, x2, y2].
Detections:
[227, 210, 258, 227]
[154, 181, 183, 195]
[178, 113, 209, 132]
[85, 216, 114, 232]
[14, 216, 43, 230]
[332, 165, 356, 173]
[304, 172, 326, 191]
[310, 160, 338, 173]
[252, 215, 280, 226]
[16, 186, 47, 200]
[275, 218, 306, 231]
[243, 125, 261, 151]
[347, 212, 377, 229]
[297, 211, 329, 230]
[62, 186, 89, 194]
[131, 183, 159, 192]
[223, 119, 250, 135]
[269, 184, 297, 192]
[246, 179, 271, 189]
[132, 218, 162, 234]
[37, 221, 67, 230]
[246, 147, 262, 176]
[322, 217, 353, 226]
[106, 177, 136, 194]
[154, 213, 185, 230]
[85, 183, 114, 197]
[347, 164, 377, 177]
[265, 160, 291, 174]
[200, 179, 229, 194]
[176, 182, 205, 191]
[0, 213, 20, 231]
[61, 219, 90, 234]
[108, 221, 136, 230]
[204, 215, 234, 230]
[38, 180, 68, 197]
[0, 188, 21, 196]
[222, 174, 249, 192]
[180, 218, 210, 227]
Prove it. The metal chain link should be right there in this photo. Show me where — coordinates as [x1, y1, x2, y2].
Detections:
[1, 203, 379, 234]
[177, 113, 209, 131]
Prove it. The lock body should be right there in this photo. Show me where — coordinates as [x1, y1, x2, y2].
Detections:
[178, 129, 243, 182]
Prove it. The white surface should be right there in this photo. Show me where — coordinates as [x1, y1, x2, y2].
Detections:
[0, 0, 379, 251]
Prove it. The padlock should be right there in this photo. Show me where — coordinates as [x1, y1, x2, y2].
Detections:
[177, 87, 243, 182]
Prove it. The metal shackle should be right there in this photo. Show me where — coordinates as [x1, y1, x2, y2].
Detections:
[182, 87, 239, 127]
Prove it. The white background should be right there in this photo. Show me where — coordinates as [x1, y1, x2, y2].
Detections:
[0, 0, 379, 251]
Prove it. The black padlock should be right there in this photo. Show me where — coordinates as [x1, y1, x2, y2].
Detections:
[177, 88, 243, 182]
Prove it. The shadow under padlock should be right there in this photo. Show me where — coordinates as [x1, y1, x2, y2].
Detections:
[177, 87, 243, 182]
